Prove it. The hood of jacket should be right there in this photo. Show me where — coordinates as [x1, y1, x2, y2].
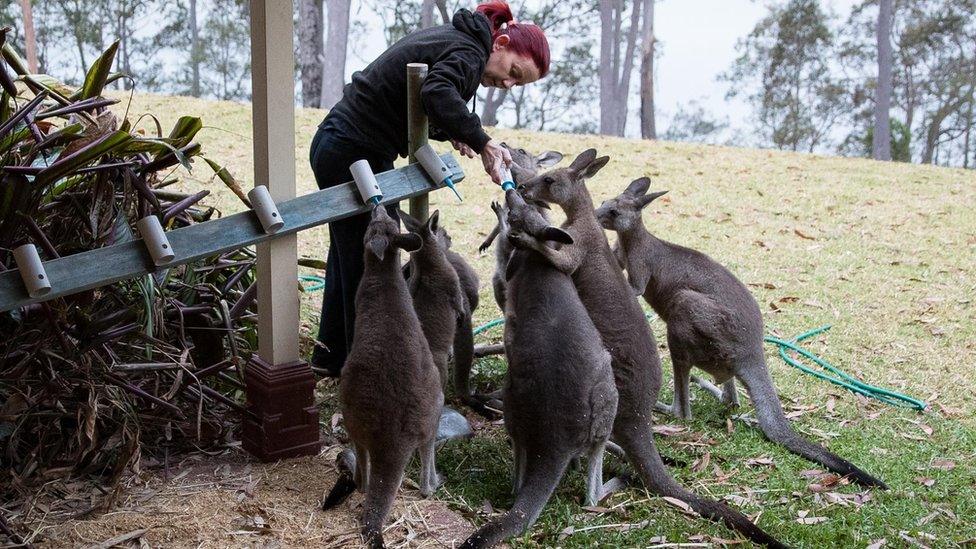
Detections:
[452, 9, 493, 56]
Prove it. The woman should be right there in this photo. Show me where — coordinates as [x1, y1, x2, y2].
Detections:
[310, 1, 550, 376]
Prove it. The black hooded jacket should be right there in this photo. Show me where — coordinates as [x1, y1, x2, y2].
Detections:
[323, 9, 493, 160]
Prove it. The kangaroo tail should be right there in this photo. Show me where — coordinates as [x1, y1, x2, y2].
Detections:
[322, 471, 356, 510]
[460, 455, 570, 549]
[738, 364, 888, 489]
[360, 450, 411, 549]
[322, 449, 358, 510]
[453, 313, 475, 398]
[617, 427, 789, 549]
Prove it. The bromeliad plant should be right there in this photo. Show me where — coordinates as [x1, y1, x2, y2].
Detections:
[0, 30, 259, 529]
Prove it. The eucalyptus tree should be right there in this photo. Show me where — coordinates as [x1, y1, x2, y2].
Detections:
[722, 0, 847, 152]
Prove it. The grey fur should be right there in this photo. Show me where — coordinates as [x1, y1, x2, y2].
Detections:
[400, 209, 496, 417]
[322, 207, 444, 549]
[478, 144, 562, 312]
[517, 149, 787, 548]
[460, 190, 617, 549]
[596, 181, 887, 489]
[399, 209, 466, 393]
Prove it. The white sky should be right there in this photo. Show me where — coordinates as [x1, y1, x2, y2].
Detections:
[347, 0, 863, 139]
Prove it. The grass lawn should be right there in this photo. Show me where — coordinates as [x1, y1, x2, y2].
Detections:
[103, 92, 975, 547]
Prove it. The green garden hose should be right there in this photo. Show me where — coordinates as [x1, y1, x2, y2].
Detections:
[472, 317, 926, 411]
[764, 326, 926, 410]
[299, 275, 326, 292]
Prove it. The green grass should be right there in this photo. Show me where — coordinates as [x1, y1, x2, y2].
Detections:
[115, 92, 976, 547]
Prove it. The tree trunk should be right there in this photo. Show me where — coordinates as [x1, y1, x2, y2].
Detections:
[298, 0, 324, 107]
[639, 0, 655, 139]
[117, 8, 129, 90]
[964, 100, 973, 169]
[321, 0, 351, 109]
[421, 0, 436, 28]
[615, 0, 641, 136]
[18, 0, 39, 73]
[922, 88, 973, 164]
[189, 0, 201, 97]
[481, 87, 508, 126]
[436, 0, 450, 25]
[598, 0, 616, 135]
[421, 0, 449, 27]
[873, 0, 893, 160]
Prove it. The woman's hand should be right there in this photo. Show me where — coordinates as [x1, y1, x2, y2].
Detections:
[450, 139, 477, 159]
[480, 139, 513, 186]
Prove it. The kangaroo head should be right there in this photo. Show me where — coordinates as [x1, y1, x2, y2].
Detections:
[596, 178, 669, 233]
[504, 189, 574, 250]
[398, 208, 452, 251]
[519, 148, 610, 206]
[501, 142, 564, 184]
[365, 206, 423, 261]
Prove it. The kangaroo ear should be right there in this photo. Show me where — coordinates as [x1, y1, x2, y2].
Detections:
[535, 150, 563, 169]
[393, 233, 423, 252]
[542, 227, 574, 245]
[398, 208, 421, 231]
[638, 190, 668, 209]
[368, 236, 388, 261]
[510, 163, 532, 184]
[625, 177, 651, 196]
[425, 210, 440, 234]
[569, 148, 597, 172]
[531, 199, 551, 210]
[580, 156, 611, 180]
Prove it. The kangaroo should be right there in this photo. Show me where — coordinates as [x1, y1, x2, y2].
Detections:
[460, 190, 618, 549]
[321, 206, 443, 549]
[399, 209, 497, 419]
[445, 230, 491, 417]
[517, 149, 787, 548]
[478, 144, 563, 312]
[595, 180, 888, 489]
[398, 209, 465, 392]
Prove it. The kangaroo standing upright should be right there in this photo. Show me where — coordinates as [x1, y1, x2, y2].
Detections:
[461, 190, 617, 549]
[400, 210, 494, 417]
[595, 179, 887, 488]
[518, 149, 787, 548]
[321, 206, 443, 549]
[478, 145, 563, 312]
[398, 209, 465, 392]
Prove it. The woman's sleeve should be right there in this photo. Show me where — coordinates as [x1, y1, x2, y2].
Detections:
[421, 48, 491, 153]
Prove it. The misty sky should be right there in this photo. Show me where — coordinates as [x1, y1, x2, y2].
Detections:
[347, 0, 863, 139]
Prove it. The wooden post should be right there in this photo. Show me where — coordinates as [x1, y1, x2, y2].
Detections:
[407, 63, 429, 221]
[242, 0, 320, 462]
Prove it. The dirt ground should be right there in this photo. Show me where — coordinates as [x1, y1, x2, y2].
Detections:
[36, 445, 474, 548]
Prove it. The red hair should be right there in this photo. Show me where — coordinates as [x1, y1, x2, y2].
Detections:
[475, 1, 550, 78]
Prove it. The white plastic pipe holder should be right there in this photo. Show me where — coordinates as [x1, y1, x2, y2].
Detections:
[136, 215, 175, 266]
[13, 243, 51, 298]
[350, 159, 382, 205]
[247, 185, 284, 234]
[414, 144, 451, 184]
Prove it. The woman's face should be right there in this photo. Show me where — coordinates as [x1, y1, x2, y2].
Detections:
[482, 35, 541, 89]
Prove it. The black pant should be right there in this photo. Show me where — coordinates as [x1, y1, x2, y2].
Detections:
[309, 123, 397, 375]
